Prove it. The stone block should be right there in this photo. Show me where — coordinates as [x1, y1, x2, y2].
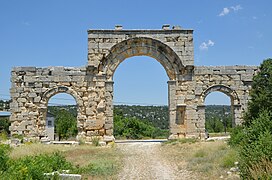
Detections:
[28, 92, 37, 97]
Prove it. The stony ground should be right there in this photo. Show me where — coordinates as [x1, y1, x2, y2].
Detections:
[116, 142, 197, 180]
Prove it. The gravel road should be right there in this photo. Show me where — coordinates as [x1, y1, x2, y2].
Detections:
[117, 142, 196, 180]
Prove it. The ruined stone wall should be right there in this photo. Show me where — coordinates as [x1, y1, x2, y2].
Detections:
[9, 66, 114, 141]
[9, 26, 258, 141]
[88, 26, 194, 74]
[194, 65, 258, 132]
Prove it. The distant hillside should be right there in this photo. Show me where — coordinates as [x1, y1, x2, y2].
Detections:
[114, 105, 169, 129]
[205, 105, 231, 120]
[48, 104, 231, 132]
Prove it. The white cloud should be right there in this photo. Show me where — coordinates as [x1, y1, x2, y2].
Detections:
[231, 5, 242, 11]
[219, 8, 230, 16]
[219, 5, 242, 17]
[200, 40, 215, 50]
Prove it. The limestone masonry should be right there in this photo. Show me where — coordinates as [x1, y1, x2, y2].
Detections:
[10, 25, 258, 141]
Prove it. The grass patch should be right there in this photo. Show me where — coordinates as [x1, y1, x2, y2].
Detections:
[194, 149, 206, 158]
[8, 143, 123, 179]
[161, 140, 239, 179]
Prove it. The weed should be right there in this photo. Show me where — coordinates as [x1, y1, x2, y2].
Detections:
[0, 131, 8, 141]
[78, 138, 85, 145]
[249, 158, 272, 179]
[91, 137, 100, 146]
[194, 149, 206, 158]
[219, 148, 238, 168]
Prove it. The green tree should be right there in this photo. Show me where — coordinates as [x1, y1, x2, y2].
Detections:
[205, 117, 224, 133]
[230, 59, 272, 179]
[238, 110, 272, 178]
[0, 117, 10, 134]
[244, 59, 272, 126]
[113, 108, 168, 139]
[55, 109, 77, 140]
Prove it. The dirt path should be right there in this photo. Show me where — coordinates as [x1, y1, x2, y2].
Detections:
[117, 142, 196, 180]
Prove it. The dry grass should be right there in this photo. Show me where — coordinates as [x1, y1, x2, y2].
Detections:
[161, 140, 240, 180]
[249, 158, 272, 179]
[9, 143, 123, 179]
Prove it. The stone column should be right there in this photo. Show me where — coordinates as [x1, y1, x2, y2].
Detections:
[233, 104, 242, 126]
[104, 80, 115, 142]
[197, 105, 206, 139]
[168, 80, 178, 139]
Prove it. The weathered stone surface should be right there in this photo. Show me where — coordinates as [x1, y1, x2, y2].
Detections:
[9, 26, 258, 142]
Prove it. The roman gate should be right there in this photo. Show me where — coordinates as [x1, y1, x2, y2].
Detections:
[9, 25, 258, 141]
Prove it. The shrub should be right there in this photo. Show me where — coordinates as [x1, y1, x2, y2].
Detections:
[238, 110, 272, 179]
[114, 113, 168, 139]
[0, 131, 8, 141]
[1, 152, 74, 179]
[0, 117, 10, 134]
[228, 125, 245, 147]
[229, 59, 272, 179]
[0, 144, 11, 173]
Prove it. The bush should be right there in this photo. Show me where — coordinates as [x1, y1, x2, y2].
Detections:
[229, 59, 272, 179]
[228, 125, 245, 147]
[238, 110, 272, 179]
[0, 131, 8, 141]
[114, 112, 169, 139]
[1, 152, 74, 179]
[0, 117, 10, 134]
[0, 144, 11, 173]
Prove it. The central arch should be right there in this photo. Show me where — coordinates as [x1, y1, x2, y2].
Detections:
[99, 37, 184, 80]
[101, 37, 183, 139]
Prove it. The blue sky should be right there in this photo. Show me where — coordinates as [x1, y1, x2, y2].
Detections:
[0, 1, 271, 106]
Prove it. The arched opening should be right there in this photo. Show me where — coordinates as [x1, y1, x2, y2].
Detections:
[113, 56, 170, 139]
[100, 37, 184, 81]
[101, 37, 183, 140]
[46, 93, 78, 141]
[204, 91, 233, 136]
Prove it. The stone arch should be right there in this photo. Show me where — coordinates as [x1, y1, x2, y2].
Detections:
[99, 37, 184, 81]
[41, 86, 83, 109]
[201, 85, 240, 105]
[40, 86, 84, 138]
[197, 85, 241, 131]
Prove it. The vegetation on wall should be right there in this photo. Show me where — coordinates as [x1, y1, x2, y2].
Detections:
[230, 58, 272, 179]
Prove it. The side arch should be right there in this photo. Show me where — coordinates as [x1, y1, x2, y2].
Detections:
[98, 37, 184, 80]
[41, 86, 84, 109]
[201, 85, 240, 105]
[197, 84, 241, 131]
[39, 86, 85, 138]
